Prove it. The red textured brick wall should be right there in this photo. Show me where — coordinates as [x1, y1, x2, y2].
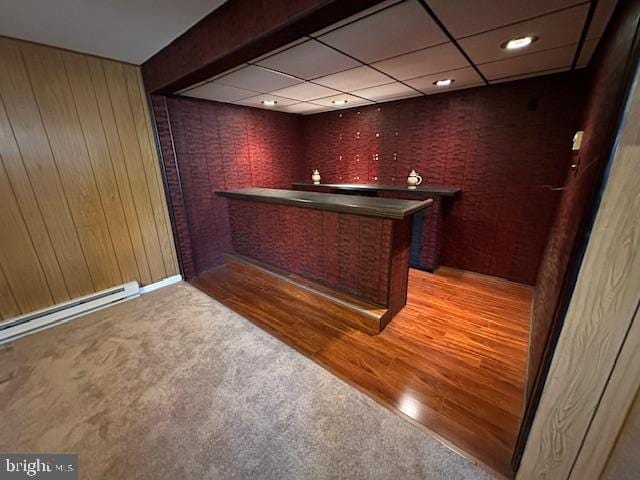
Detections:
[153, 73, 586, 286]
[227, 199, 394, 306]
[153, 95, 304, 277]
[151, 96, 196, 277]
[301, 72, 585, 284]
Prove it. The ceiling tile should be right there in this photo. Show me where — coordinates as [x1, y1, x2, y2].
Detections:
[576, 37, 599, 68]
[215, 65, 302, 93]
[313, 65, 392, 91]
[405, 67, 484, 94]
[277, 103, 332, 114]
[351, 82, 421, 101]
[269, 82, 340, 101]
[181, 82, 257, 102]
[256, 40, 361, 79]
[427, 0, 582, 39]
[489, 67, 570, 84]
[479, 44, 576, 81]
[318, 1, 448, 63]
[458, 4, 588, 65]
[234, 94, 299, 109]
[176, 64, 248, 94]
[585, 0, 618, 40]
[372, 43, 469, 81]
[250, 38, 307, 63]
[311, 0, 402, 37]
[311, 93, 373, 108]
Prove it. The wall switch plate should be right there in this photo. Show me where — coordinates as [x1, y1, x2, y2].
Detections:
[572, 130, 584, 150]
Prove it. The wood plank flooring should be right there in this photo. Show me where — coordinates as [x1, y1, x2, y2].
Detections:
[192, 265, 531, 478]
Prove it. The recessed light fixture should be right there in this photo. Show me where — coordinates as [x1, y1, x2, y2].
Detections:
[261, 99, 277, 106]
[501, 35, 538, 50]
[433, 79, 454, 87]
[331, 99, 348, 105]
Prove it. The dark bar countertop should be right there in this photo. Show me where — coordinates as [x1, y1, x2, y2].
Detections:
[216, 188, 433, 220]
[292, 182, 461, 197]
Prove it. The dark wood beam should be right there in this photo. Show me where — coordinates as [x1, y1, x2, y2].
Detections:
[142, 0, 385, 94]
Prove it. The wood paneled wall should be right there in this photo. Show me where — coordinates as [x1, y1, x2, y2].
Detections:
[524, 0, 640, 403]
[0, 37, 178, 319]
[602, 388, 640, 479]
[517, 43, 640, 478]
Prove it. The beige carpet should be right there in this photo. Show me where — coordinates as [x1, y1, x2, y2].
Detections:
[0, 282, 493, 479]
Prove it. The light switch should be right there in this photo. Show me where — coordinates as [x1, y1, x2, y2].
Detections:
[572, 131, 584, 150]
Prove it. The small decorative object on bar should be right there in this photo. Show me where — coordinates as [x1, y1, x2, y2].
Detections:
[311, 169, 321, 185]
[407, 170, 423, 189]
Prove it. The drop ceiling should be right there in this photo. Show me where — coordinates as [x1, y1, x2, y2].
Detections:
[180, 0, 617, 115]
[0, 0, 227, 64]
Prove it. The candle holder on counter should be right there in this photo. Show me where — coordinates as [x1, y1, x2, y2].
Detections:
[311, 169, 321, 185]
[406, 170, 423, 189]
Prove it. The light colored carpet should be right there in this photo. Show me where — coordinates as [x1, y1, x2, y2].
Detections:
[0, 282, 493, 480]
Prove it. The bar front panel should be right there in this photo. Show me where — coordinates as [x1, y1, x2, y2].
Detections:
[227, 199, 393, 306]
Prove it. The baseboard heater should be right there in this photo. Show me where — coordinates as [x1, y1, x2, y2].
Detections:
[0, 282, 140, 344]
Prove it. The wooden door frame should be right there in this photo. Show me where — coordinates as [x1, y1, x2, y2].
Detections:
[516, 51, 640, 479]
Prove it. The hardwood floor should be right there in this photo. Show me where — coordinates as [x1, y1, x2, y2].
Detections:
[192, 265, 531, 478]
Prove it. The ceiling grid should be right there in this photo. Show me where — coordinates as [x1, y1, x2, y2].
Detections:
[179, 0, 616, 114]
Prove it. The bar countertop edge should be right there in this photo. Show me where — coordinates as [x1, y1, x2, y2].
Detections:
[216, 188, 433, 219]
[292, 182, 461, 197]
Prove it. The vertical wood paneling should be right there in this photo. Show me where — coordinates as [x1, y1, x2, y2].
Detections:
[522, 0, 640, 412]
[61, 51, 140, 284]
[86, 57, 153, 285]
[0, 38, 178, 317]
[102, 60, 167, 283]
[0, 262, 20, 320]
[517, 62, 640, 480]
[0, 37, 93, 298]
[0, 95, 70, 304]
[123, 65, 178, 277]
[21, 43, 121, 291]
[0, 157, 53, 312]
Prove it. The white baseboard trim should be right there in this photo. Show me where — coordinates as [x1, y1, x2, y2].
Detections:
[0, 274, 183, 344]
[139, 274, 183, 294]
[0, 282, 140, 344]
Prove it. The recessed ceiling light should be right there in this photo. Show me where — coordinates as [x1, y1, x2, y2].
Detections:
[433, 79, 454, 87]
[331, 99, 348, 105]
[261, 99, 277, 106]
[501, 36, 538, 50]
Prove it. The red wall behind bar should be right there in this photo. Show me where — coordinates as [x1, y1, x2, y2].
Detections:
[153, 96, 303, 277]
[301, 72, 585, 284]
[154, 73, 586, 284]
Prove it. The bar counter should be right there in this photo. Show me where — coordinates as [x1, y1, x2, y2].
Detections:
[216, 187, 432, 219]
[292, 183, 461, 271]
[291, 182, 461, 197]
[216, 188, 433, 333]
